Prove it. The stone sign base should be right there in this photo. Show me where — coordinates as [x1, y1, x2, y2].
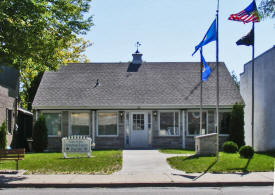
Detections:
[195, 133, 217, 156]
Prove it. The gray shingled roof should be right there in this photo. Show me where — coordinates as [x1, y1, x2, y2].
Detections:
[33, 62, 243, 109]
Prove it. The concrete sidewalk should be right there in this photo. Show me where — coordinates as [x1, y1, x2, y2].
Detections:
[0, 171, 273, 187]
[0, 150, 274, 187]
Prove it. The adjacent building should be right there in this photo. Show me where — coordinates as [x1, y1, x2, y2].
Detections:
[0, 65, 19, 147]
[240, 46, 275, 151]
[33, 51, 242, 151]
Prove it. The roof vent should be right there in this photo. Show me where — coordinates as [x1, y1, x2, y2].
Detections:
[132, 42, 143, 65]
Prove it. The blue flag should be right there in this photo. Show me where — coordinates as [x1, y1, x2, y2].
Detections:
[200, 50, 212, 82]
[192, 19, 217, 56]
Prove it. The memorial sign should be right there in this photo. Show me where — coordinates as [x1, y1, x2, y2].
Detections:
[62, 136, 92, 158]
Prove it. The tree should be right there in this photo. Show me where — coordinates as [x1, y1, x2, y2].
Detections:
[231, 71, 240, 90]
[229, 103, 245, 148]
[0, 122, 7, 150]
[0, 0, 93, 72]
[33, 115, 48, 152]
[258, 0, 275, 19]
[19, 37, 91, 110]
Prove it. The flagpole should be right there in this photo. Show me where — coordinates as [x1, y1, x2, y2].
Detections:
[252, 22, 255, 149]
[216, 0, 220, 161]
[200, 48, 203, 135]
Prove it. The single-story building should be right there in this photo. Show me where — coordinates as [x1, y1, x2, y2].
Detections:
[32, 51, 242, 151]
[240, 45, 275, 151]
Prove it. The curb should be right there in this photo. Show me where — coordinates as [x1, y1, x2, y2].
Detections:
[0, 182, 273, 188]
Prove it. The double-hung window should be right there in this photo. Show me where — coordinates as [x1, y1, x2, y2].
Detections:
[97, 112, 118, 136]
[44, 112, 62, 136]
[159, 111, 180, 136]
[70, 112, 90, 136]
[187, 111, 206, 135]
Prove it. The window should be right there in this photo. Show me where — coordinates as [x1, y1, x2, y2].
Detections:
[187, 111, 206, 135]
[219, 112, 231, 134]
[159, 111, 180, 136]
[98, 112, 117, 136]
[71, 112, 90, 135]
[208, 111, 215, 134]
[6, 109, 12, 133]
[44, 113, 61, 136]
[187, 110, 231, 136]
[133, 114, 144, 130]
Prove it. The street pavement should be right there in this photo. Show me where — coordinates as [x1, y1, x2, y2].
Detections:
[0, 187, 273, 195]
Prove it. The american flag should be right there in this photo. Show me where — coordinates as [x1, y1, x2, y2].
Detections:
[228, 1, 260, 23]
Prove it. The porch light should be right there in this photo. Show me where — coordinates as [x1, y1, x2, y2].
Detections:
[153, 111, 158, 119]
[119, 111, 124, 119]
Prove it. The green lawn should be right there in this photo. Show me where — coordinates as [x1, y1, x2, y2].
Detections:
[167, 152, 275, 173]
[159, 149, 195, 155]
[0, 150, 122, 174]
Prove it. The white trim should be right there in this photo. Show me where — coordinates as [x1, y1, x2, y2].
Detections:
[35, 110, 39, 120]
[182, 110, 185, 149]
[148, 111, 153, 146]
[40, 110, 62, 137]
[69, 110, 91, 136]
[92, 111, 96, 142]
[18, 108, 33, 116]
[158, 110, 181, 137]
[124, 111, 127, 147]
[96, 110, 119, 137]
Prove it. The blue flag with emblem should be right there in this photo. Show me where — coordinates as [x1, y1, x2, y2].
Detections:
[200, 50, 212, 82]
[192, 19, 217, 56]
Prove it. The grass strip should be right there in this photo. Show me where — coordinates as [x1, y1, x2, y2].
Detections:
[0, 150, 122, 175]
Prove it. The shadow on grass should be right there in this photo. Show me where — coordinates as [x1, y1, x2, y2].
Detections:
[192, 160, 217, 181]
[220, 158, 251, 176]
[171, 155, 217, 181]
[180, 155, 200, 161]
[257, 150, 275, 158]
[58, 156, 95, 160]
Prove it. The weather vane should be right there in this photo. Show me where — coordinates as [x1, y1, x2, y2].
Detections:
[135, 41, 141, 53]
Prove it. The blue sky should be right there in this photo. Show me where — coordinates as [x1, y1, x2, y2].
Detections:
[83, 0, 275, 77]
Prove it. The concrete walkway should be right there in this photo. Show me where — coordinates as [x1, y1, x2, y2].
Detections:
[118, 149, 189, 175]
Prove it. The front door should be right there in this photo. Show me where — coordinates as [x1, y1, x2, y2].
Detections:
[130, 112, 148, 148]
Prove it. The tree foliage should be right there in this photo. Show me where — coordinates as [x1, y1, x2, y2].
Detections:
[231, 71, 240, 91]
[0, 0, 93, 72]
[229, 103, 245, 148]
[33, 115, 48, 152]
[0, 122, 7, 150]
[259, 0, 275, 19]
[19, 37, 91, 110]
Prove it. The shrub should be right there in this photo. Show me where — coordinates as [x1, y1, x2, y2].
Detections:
[239, 145, 254, 158]
[0, 122, 7, 150]
[222, 141, 238, 153]
[33, 115, 48, 152]
[229, 103, 245, 148]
